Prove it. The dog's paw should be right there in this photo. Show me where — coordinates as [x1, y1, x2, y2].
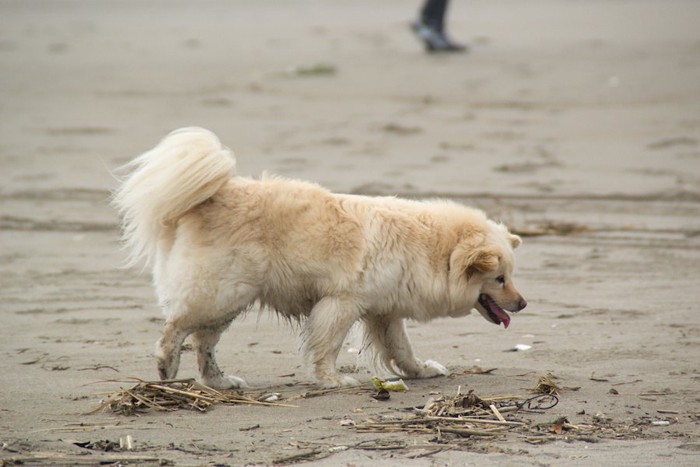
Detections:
[320, 375, 360, 388]
[420, 360, 449, 378]
[225, 375, 250, 389]
[201, 375, 249, 390]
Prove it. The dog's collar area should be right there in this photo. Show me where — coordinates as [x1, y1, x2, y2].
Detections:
[478, 294, 511, 329]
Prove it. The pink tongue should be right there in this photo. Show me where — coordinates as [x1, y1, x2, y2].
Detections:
[498, 310, 511, 329]
[490, 302, 511, 329]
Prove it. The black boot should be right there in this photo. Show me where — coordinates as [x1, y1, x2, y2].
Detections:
[412, 0, 466, 53]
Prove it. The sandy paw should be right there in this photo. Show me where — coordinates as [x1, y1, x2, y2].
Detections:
[201, 375, 249, 390]
[320, 375, 360, 388]
[421, 359, 448, 378]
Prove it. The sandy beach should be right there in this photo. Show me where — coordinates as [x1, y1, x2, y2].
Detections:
[1, 0, 700, 465]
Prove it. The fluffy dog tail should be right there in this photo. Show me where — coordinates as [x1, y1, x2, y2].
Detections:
[112, 127, 236, 267]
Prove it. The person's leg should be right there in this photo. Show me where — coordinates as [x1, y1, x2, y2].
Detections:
[420, 0, 448, 31]
[412, 0, 466, 52]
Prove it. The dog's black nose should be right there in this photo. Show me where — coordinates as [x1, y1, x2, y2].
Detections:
[517, 298, 527, 311]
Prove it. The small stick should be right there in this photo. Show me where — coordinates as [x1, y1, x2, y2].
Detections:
[438, 427, 504, 437]
[124, 388, 167, 411]
[273, 448, 326, 464]
[497, 406, 519, 413]
[480, 394, 525, 402]
[490, 404, 506, 422]
[423, 416, 525, 426]
[235, 398, 298, 408]
[408, 447, 445, 459]
[145, 384, 219, 403]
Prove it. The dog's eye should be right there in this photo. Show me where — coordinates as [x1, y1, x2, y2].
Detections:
[496, 275, 505, 285]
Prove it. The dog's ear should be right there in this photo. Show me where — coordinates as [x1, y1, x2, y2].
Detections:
[465, 247, 500, 281]
[449, 237, 501, 281]
[510, 234, 522, 249]
[450, 245, 501, 280]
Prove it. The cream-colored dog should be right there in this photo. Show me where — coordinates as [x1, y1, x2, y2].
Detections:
[113, 128, 526, 388]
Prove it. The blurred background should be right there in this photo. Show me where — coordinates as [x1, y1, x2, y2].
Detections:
[2, 3, 700, 464]
[2, 0, 698, 202]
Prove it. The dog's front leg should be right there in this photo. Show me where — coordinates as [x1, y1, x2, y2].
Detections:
[363, 316, 448, 379]
[303, 297, 361, 388]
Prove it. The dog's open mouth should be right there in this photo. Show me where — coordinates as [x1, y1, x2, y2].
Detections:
[478, 294, 511, 329]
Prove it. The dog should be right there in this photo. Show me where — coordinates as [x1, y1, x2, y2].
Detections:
[112, 127, 527, 388]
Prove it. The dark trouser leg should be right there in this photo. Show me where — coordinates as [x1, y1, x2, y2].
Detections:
[413, 0, 465, 52]
[420, 0, 448, 31]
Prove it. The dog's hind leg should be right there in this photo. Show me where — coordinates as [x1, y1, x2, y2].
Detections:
[192, 326, 248, 389]
[363, 316, 448, 379]
[303, 297, 362, 388]
[155, 279, 257, 387]
[155, 320, 189, 380]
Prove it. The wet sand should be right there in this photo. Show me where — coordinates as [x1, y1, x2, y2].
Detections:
[1, 1, 700, 465]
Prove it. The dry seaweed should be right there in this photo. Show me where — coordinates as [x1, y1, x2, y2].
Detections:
[352, 388, 532, 439]
[348, 378, 660, 447]
[528, 373, 580, 395]
[90, 378, 297, 415]
[461, 366, 498, 375]
[512, 221, 590, 237]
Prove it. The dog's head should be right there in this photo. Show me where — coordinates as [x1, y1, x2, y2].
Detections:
[449, 222, 526, 328]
